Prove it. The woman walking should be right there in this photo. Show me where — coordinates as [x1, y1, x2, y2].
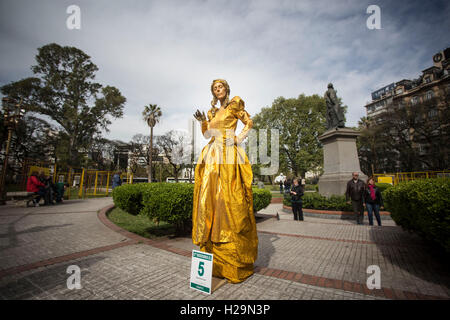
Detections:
[364, 177, 384, 226]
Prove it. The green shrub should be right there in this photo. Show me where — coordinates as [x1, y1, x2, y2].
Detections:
[140, 183, 195, 234]
[113, 183, 273, 234]
[112, 183, 148, 215]
[375, 182, 393, 193]
[383, 178, 450, 253]
[283, 192, 353, 211]
[253, 188, 272, 212]
[304, 184, 317, 191]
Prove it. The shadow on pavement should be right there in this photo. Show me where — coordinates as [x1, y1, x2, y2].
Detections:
[369, 226, 450, 294]
[0, 210, 73, 252]
[255, 232, 279, 268]
[0, 255, 106, 299]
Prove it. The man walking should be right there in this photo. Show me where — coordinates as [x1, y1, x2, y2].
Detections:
[112, 171, 122, 190]
[346, 172, 366, 225]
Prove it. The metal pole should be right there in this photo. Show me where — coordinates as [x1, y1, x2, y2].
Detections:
[0, 128, 13, 205]
[106, 172, 110, 196]
[78, 168, 85, 198]
[94, 171, 98, 196]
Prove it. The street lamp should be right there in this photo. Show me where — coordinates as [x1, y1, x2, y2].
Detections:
[0, 97, 26, 205]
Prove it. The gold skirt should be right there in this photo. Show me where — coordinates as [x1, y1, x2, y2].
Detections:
[192, 140, 258, 283]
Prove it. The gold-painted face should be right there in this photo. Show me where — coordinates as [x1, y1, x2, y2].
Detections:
[213, 82, 227, 101]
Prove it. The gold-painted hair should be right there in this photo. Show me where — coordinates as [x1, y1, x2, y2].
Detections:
[210, 79, 230, 107]
[208, 79, 230, 120]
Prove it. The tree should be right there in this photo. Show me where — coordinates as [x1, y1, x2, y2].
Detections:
[358, 90, 450, 173]
[156, 131, 188, 182]
[252, 94, 327, 179]
[1, 43, 126, 167]
[86, 136, 120, 171]
[142, 104, 162, 183]
[1, 114, 55, 183]
[128, 134, 159, 176]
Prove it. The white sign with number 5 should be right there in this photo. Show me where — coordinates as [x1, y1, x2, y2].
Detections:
[190, 250, 213, 294]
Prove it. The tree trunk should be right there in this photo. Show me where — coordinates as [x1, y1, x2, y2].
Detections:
[148, 127, 153, 183]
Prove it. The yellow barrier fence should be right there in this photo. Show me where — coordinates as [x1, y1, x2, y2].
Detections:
[53, 169, 133, 199]
[373, 170, 450, 186]
[79, 170, 133, 198]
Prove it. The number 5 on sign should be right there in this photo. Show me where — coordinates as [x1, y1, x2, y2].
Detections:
[190, 250, 213, 294]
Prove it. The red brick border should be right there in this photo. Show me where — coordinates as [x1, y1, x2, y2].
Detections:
[251, 266, 448, 300]
[96, 205, 449, 300]
[270, 197, 284, 203]
[283, 205, 391, 216]
[0, 240, 138, 280]
[258, 229, 378, 245]
[257, 229, 422, 248]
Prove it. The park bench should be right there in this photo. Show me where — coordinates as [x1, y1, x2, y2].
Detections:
[7, 191, 40, 207]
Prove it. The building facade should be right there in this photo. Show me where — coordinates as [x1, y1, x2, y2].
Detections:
[362, 47, 450, 172]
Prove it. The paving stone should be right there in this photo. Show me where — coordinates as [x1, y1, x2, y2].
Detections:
[0, 200, 448, 300]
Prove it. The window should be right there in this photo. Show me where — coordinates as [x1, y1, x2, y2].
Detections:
[396, 88, 403, 95]
[425, 90, 434, 100]
[411, 96, 419, 105]
[418, 144, 427, 155]
[428, 108, 438, 118]
[424, 77, 431, 84]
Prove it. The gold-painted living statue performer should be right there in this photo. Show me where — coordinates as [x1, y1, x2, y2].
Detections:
[192, 79, 258, 283]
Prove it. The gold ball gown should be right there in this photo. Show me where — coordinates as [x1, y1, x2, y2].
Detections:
[192, 96, 258, 283]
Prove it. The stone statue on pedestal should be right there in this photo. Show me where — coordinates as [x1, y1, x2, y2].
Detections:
[324, 83, 345, 130]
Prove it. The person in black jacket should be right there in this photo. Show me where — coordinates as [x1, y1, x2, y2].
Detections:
[345, 172, 366, 225]
[284, 179, 291, 194]
[290, 178, 304, 221]
[364, 177, 384, 226]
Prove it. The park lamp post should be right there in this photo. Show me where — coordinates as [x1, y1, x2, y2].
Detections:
[0, 97, 26, 205]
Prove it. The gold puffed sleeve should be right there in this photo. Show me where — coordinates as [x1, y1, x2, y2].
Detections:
[228, 96, 253, 144]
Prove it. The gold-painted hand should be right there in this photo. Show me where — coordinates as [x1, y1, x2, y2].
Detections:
[194, 109, 206, 122]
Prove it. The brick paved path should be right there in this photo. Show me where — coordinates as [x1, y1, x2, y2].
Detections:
[0, 199, 449, 300]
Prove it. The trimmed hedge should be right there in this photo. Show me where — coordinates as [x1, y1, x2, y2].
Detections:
[383, 178, 450, 253]
[283, 192, 353, 211]
[112, 183, 272, 234]
[253, 188, 272, 212]
[112, 183, 147, 215]
[140, 183, 194, 233]
[283, 184, 392, 212]
[375, 182, 393, 193]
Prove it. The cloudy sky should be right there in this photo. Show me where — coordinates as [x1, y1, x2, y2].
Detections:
[0, 0, 449, 143]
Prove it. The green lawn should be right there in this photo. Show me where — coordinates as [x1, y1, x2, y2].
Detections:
[65, 187, 111, 199]
[107, 207, 176, 239]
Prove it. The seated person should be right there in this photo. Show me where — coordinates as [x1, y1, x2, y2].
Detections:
[54, 182, 69, 203]
[43, 175, 55, 205]
[26, 171, 46, 206]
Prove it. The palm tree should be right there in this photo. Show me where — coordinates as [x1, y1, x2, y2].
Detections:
[142, 104, 162, 183]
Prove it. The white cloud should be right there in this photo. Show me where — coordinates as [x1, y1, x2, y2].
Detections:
[1, 0, 448, 142]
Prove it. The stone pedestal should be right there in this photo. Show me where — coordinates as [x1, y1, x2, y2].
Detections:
[318, 128, 367, 197]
